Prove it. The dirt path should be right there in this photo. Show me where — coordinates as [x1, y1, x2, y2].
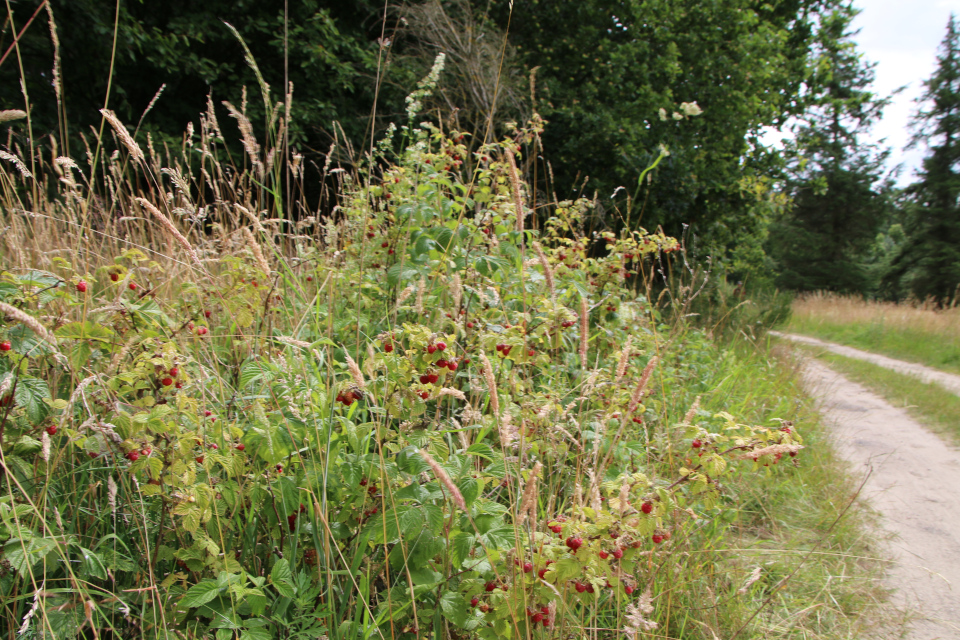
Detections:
[798, 357, 960, 639]
[771, 331, 960, 396]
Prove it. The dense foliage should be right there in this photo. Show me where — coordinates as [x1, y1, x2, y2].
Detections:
[0, 76, 815, 637]
[767, 4, 893, 294]
[882, 15, 960, 302]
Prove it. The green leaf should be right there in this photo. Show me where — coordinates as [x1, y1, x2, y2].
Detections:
[181, 580, 224, 608]
[449, 532, 474, 568]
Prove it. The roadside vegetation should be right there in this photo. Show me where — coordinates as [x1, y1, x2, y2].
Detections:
[787, 293, 960, 375]
[0, 53, 890, 638]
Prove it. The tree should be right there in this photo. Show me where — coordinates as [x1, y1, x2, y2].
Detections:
[476, 0, 839, 265]
[883, 15, 960, 303]
[767, 3, 892, 294]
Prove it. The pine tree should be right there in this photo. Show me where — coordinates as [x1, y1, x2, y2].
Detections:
[767, 3, 892, 294]
[883, 15, 960, 303]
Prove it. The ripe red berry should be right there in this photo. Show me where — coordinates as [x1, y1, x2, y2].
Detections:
[471, 597, 479, 607]
[381, 241, 389, 248]
[204, 410, 212, 417]
[692, 439, 702, 449]
[88, 451, 98, 458]
[550, 525, 562, 534]
[129, 282, 137, 290]
[466, 322, 474, 328]
[538, 567, 547, 579]
[428, 373, 439, 384]
[528, 349, 535, 356]
[0, 341, 10, 351]
[463, 357, 470, 364]
[76, 280, 87, 293]
[501, 346, 512, 356]
[612, 548, 624, 559]
[420, 374, 430, 384]
[384, 343, 394, 353]
[436, 342, 446, 351]
[641, 501, 653, 514]
[196, 456, 204, 464]
[306, 276, 313, 282]
[197, 327, 208, 335]
[436, 359, 448, 368]
[484, 581, 496, 592]
[447, 360, 458, 371]
[208, 443, 218, 450]
[574, 582, 587, 593]
[523, 562, 533, 573]
[276, 464, 283, 472]
[531, 613, 543, 623]
[419, 391, 429, 399]
[495, 343, 504, 352]
[45, 425, 58, 436]
[110, 273, 119, 282]
[204, 309, 212, 318]
[625, 585, 635, 595]
[161, 377, 173, 386]
[168, 367, 179, 377]
[565, 536, 583, 551]
[126, 451, 139, 462]
[236, 443, 245, 451]
[652, 534, 664, 544]
[598, 550, 609, 559]
[426, 345, 437, 354]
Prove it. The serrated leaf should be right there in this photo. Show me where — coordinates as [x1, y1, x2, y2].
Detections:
[181, 580, 223, 608]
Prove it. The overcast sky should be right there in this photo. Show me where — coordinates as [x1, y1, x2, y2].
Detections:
[852, 0, 960, 185]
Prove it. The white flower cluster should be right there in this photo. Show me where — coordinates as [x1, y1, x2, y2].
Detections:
[405, 52, 447, 121]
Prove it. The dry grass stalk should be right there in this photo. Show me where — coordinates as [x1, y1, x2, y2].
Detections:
[0, 109, 27, 123]
[450, 273, 462, 311]
[343, 351, 366, 390]
[0, 150, 33, 178]
[615, 336, 633, 382]
[100, 109, 144, 163]
[532, 241, 555, 300]
[683, 396, 701, 423]
[242, 227, 271, 274]
[479, 352, 500, 415]
[223, 101, 263, 177]
[579, 297, 589, 370]
[628, 356, 659, 416]
[135, 198, 203, 270]
[742, 443, 804, 459]
[439, 387, 466, 400]
[0, 302, 57, 346]
[396, 283, 415, 308]
[416, 276, 426, 315]
[504, 148, 524, 235]
[419, 449, 467, 510]
[518, 461, 542, 523]
[41, 431, 51, 462]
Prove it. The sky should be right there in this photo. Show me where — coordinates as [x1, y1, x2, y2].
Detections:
[851, 0, 960, 185]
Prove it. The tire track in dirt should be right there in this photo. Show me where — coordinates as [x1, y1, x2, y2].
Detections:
[794, 355, 960, 639]
[771, 331, 960, 396]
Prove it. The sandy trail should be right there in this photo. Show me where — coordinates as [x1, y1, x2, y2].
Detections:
[797, 357, 960, 639]
[771, 331, 960, 396]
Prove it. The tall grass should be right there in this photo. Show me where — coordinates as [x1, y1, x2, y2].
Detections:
[788, 292, 960, 374]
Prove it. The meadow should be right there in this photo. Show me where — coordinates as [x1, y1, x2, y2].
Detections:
[787, 293, 960, 374]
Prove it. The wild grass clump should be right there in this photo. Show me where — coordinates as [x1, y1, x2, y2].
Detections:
[788, 292, 960, 374]
[0, 73, 884, 640]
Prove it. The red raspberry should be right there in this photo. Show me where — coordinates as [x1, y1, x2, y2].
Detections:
[484, 581, 496, 592]
[574, 582, 587, 593]
[652, 534, 663, 544]
[45, 425, 58, 436]
[168, 367, 179, 377]
[523, 562, 533, 573]
[436, 342, 446, 351]
[236, 443, 245, 451]
[426, 345, 437, 354]
[565, 537, 583, 551]
[110, 273, 119, 282]
[161, 377, 173, 386]
[129, 282, 137, 290]
[598, 550, 609, 559]
[126, 451, 139, 462]
[0, 341, 10, 351]
[471, 597, 479, 607]
[428, 373, 439, 384]
[692, 439, 702, 449]
[197, 327, 208, 335]
[384, 343, 394, 353]
[612, 548, 623, 559]
[641, 501, 653, 514]
[76, 280, 88, 293]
